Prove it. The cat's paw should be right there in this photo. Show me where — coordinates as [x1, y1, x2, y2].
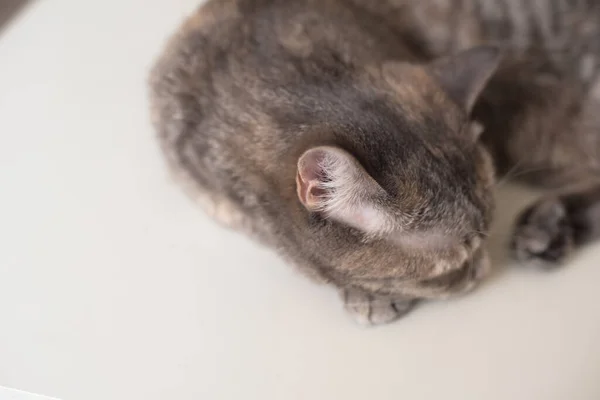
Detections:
[511, 198, 574, 267]
[342, 289, 416, 326]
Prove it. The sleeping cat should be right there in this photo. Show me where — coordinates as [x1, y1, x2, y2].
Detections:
[149, 0, 600, 325]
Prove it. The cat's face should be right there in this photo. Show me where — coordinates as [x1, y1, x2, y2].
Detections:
[296, 47, 500, 298]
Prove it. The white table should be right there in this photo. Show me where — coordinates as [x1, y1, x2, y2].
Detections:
[1, 1, 599, 399]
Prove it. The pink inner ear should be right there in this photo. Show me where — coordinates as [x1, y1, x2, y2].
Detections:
[299, 149, 327, 180]
[296, 171, 328, 210]
[296, 171, 309, 205]
[308, 185, 327, 203]
[296, 146, 391, 233]
[297, 149, 330, 209]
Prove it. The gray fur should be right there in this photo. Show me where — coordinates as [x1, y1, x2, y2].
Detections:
[149, 0, 600, 324]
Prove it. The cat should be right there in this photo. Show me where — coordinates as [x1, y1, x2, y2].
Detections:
[149, 0, 600, 325]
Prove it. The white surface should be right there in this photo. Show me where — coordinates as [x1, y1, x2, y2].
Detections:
[1, 1, 600, 399]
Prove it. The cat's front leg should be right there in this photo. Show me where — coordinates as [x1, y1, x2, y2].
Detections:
[511, 182, 600, 267]
[341, 288, 417, 326]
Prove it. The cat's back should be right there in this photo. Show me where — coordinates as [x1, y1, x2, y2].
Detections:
[148, 0, 394, 237]
[149, 0, 413, 199]
[149, 0, 411, 137]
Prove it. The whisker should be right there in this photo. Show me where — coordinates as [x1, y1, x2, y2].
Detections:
[494, 159, 526, 188]
[494, 162, 559, 188]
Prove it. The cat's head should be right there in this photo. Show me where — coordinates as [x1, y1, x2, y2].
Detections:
[295, 46, 500, 297]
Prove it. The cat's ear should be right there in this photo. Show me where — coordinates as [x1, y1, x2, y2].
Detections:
[296, 146, 391, 234]
[428, 45, 501, 113]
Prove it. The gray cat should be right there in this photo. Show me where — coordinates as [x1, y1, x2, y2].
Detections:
[149, 0, 600, 325]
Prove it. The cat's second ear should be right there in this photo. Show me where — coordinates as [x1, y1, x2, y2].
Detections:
[296, 146, 391, 234]
[428, 45, 501, 113]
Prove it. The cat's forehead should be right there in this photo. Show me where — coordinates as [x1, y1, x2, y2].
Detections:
[363, 62, 464, 130]
[342, 100, 471, 183]
[350, 117, 480, 211]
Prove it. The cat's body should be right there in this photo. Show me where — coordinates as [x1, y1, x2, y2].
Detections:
[402, 0, 600, 184]
[150, 0, 600, 324]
